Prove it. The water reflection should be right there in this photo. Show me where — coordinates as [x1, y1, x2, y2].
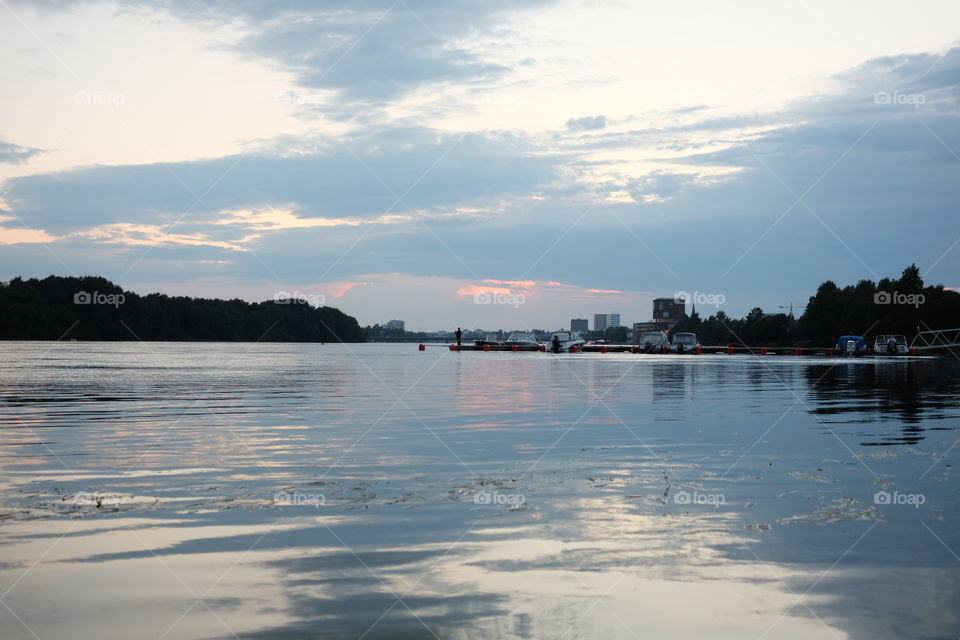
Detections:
[0, 344, 958, 639]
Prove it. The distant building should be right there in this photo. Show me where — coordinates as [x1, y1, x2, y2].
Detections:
[593, 313, 620, 332]
[570, 318, 588, 333]
[653, 297, 686, 330]
[385, 320, 405, 331]
[633, 321, 658, 335]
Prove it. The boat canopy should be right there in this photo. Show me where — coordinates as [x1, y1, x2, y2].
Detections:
[836, 335, 866, 350]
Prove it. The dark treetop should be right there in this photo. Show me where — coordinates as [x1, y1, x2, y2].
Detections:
[0, 276, 364, 342]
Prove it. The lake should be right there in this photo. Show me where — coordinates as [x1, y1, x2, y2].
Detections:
[0, 342, 958, 639]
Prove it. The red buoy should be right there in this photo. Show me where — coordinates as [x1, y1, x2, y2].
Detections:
[539, 344, 546, 352]
[449, 344, 458, 351]
[570, 345, 578, 353]
[760, 346, 767, 356]
[483, 344, 490, 352]
[512, 344, 519, 352]
[418, 344, 425, 351]
[694, 345, 702, 355]
[630, 346, 638, 354]
[910, 346, 918, 356]
[661, 346, 669, 354]
[795, 347, 802, 356]
[727, 345, 734, 355]
[828, 347, 835, 356]
[600, 345, 607, 353]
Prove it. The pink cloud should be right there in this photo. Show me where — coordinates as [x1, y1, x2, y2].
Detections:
[483, 279, 536, 288]
[585, 288, 623, 293]
[456, 284, 511, 296]
[327, 281, 370, 298]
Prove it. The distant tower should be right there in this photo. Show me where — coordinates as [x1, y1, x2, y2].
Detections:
[691, 298, 696, 318]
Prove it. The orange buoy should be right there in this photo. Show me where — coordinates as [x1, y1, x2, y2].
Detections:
[419, 344, 425, 351]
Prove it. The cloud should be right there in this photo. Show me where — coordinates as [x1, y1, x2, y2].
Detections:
[0, 140, 43, 164]
[566, 115, 606, 131]
[2, 126, 562, 234]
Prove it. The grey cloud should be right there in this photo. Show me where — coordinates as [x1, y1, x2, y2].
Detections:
[566, 115, 606, 131]
[2, 126, 561, 233]
[0, 140, 43, 164]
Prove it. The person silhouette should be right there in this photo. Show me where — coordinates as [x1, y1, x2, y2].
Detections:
[455, 327, 462, 347]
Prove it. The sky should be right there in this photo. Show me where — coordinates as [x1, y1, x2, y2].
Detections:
[1, 0, 958, 331]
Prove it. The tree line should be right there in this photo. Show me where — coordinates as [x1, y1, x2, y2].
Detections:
[671, 265, 959, 346]
[0, 276, 364, 342]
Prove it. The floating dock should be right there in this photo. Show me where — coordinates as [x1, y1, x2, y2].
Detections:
[419, 343, 922, 356]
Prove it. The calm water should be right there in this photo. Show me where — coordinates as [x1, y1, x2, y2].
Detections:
[0, 342, 958, 639]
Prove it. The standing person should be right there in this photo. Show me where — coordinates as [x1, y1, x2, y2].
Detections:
[455, 327, 462, 347]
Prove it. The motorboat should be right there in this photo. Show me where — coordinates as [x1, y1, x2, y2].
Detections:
[548, 330, 585, 352]
[873, 334, 908, 355]
[836, 335, 867, 356]
[670, 332, 700, 354]
[638, 331, 669, 353]
[474, 333, 503, 347]
[502, 332, 541, 351]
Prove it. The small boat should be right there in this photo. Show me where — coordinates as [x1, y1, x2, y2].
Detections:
[474, 333, 502, 347]
[836, 335, 867, 356]
[670, 332, 700, 354]
[548, 330, 585, 352]
[502, 332, 541, 351]
[638, 331, 669, 353]
[873, 334, 908, 355]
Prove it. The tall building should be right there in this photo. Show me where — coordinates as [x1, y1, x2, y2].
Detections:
[652, 298, 686, 329]
[593, 313, 621, 332]
[570, 318, 588, 333]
